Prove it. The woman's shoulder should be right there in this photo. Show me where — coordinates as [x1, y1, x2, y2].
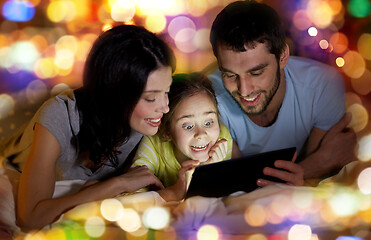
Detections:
[38, 89, 79, 132]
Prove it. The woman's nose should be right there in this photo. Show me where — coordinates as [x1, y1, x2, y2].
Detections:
[157, 96, 169, 113]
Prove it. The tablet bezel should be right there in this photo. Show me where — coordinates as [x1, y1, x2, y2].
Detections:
[185, 147, 296, 198]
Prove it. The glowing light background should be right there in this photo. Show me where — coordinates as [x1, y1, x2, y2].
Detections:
[0, 1, 371, 238]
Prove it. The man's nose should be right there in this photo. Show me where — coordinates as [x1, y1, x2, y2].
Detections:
[238, 76, 254, 96]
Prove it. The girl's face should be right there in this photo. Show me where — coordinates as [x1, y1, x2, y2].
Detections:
[130, 66, 172, 136]
[170, 92, 220, 163]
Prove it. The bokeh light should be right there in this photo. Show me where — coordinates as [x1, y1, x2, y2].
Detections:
[342, 51, 366, 79]
[47, 1, 76, 23]
[25, 80, 48, 104]
[174, 28, 197, 53]
[308, 27, 318, 37]
[9, 41, 40, 71]
[293, 10, 312, 31]
[358, 135, 371, 162]
[197, 224, 220, 240]
[357, 168, 371, 194]
[336, 57, 345, 67]
[2, 0, 35, 22]
[84, 216, 106, 238]
[244, 204, 267, 226]
[347, 0, 371, 17]
[330, 32, 348, 54]
[329, 191, 360, 217]
[110, 0, 136, 22]
[288, 224, 312, 240]
[45, 227, 66, 240]
[100, 198, 125, 222]
[346, 103, 369, 132]
[144, 13, 167, 33]
[307, 0, 333, 29]
[142, 207, 170, 230]
[248, 234, 268, 240]
[168, 16, 196, 40]
[116, 208, 142, 232]
[357, 33, 371, 60]
[0, 94, 15, 120]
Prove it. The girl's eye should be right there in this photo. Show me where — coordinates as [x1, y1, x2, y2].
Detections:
[183, 124, 194, 130]
[204, 120, 214, 127]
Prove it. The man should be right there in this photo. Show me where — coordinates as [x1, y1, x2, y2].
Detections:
[208, 0, 357, 183]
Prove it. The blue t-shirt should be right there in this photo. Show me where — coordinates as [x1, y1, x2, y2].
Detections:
[209, 56, 345, 156]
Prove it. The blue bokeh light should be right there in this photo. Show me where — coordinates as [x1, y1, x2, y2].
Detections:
[2, 0, 35, 22]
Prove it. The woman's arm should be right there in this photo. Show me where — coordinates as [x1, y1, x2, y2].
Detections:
[17, 123, 163, 230]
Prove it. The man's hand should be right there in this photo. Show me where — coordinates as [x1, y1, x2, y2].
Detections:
[257, 151, 304, 187]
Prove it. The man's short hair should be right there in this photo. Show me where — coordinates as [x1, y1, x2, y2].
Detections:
[210, 0, 287, 60]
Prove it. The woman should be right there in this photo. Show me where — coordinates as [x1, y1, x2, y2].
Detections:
[2, 25, 175, 230]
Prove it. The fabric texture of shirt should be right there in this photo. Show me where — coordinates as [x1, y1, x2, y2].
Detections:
[0, 89, 143, 181]
[209, 56, 345, 156]
[131, 123, 233, 187]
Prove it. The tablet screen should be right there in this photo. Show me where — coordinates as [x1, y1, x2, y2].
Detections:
[185, 147, 296, 198]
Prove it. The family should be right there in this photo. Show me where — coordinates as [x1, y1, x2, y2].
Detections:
[0, 0, 357, 231]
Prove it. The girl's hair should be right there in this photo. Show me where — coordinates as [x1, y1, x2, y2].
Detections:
[210, 0, 286, 61]
[75, 25, 176, 167]
[158, 73, 219, 141]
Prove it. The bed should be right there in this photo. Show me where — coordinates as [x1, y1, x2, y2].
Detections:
[1, 157, 371, 240]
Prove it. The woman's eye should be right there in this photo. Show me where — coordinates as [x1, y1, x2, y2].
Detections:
[145, 98, 156, 102]
[183, 124, 194, 130]
[204, 120, 214, 127]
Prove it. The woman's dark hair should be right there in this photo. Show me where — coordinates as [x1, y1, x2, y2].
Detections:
[210, 0, 286, 60]
[75, 24, 175, 167]
[158, 73, 219, 141]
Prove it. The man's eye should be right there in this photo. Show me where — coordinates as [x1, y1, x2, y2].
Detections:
[222, 72, 237, 79]
[183, 124, 194, 130]
[250, 70, 264, 76]
[204, 120, 214, 127]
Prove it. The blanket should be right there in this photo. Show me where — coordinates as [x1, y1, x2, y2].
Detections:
[2, 159, 371, 240]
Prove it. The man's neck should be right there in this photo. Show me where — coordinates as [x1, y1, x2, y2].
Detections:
[248, 71, 286, 127]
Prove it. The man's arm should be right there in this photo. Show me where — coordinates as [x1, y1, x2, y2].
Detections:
[299, 113, 358, 181]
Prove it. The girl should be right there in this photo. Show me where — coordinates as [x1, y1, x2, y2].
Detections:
[0, 25, 175, 230]
[132, 73, 239, 201]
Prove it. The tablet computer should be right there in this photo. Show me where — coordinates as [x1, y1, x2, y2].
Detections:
[185, 147, 296, 198]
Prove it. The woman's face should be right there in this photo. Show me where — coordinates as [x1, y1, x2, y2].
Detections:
[130, 66, 172, 136]
[170, 92, 220, 163]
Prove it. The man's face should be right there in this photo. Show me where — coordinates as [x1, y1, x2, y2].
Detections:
[216, 42, 282, 115]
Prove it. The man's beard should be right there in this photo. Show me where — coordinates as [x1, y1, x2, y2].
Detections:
[231, 66, 281, 116]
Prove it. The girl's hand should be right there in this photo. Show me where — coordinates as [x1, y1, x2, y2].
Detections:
[204, 138, 228, 165]
[257, 151, 304, 187]
[157, 160, 199, 201]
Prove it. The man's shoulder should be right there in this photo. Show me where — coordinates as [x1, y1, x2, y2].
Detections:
[286, 56, 343, 88]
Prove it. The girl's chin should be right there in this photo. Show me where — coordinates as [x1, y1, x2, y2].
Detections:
[197, 156, 209, 163]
